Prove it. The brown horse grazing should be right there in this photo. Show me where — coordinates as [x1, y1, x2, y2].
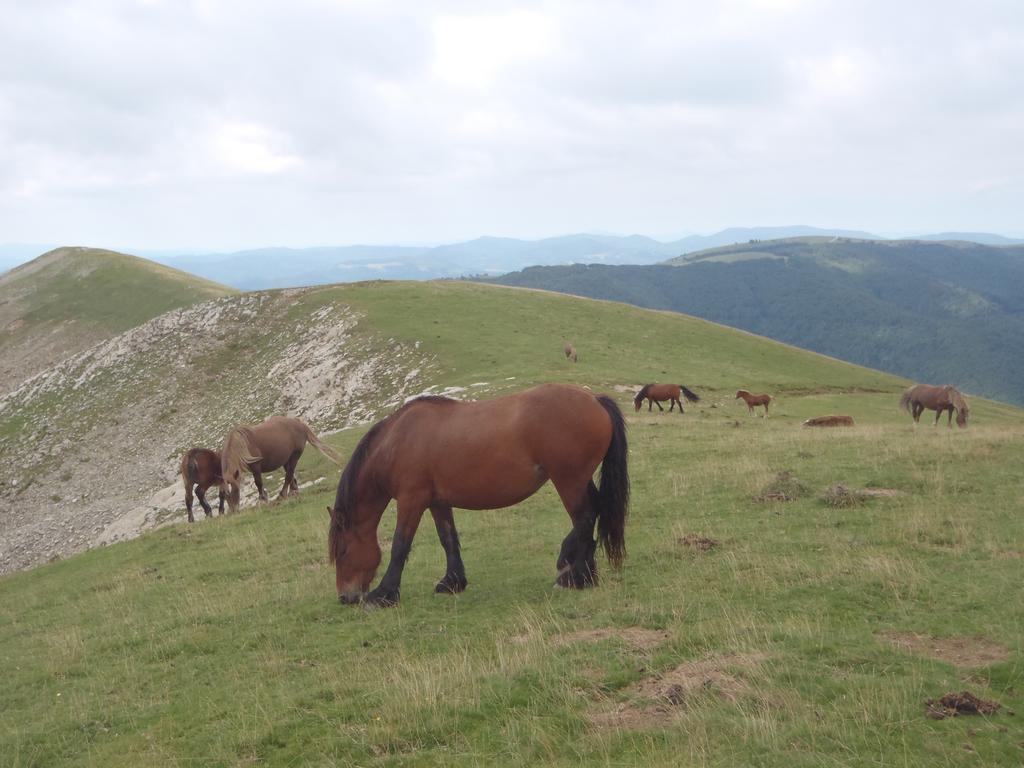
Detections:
[179, 448, 225, 523]
[327, 383, 629, 607]
[735, 390, 772, 416]
[900, 384, 969, 428]
[564, 343, 578, 363]
[634, 383, 700, 413]
[221, 416, 344, 512]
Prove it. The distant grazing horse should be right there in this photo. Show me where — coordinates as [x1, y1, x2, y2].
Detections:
[900, 384, 969, 428]
[221, 416, 344, 512]
[327, 383, 629, 607]
[736, 389, 772, 416]
[179, 448, 225, 523]
[564, 343, 578, 363]
[634, 383, 700, 413]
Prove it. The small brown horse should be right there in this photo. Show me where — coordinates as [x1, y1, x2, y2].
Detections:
[179, 448, 225, 523]
[221, 416, 344, 512]
[328, 383, 629, 607]
[564, 343, 578, 363]
[634, 383, 700, 413]
[900, 384, 969, 428]
[736, 389, 772, 416]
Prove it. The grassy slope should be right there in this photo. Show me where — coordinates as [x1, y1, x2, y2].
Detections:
[2, 282, 1023, 767]
[0, 247, 236, 392]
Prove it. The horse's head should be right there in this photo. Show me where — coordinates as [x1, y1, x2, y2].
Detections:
[956, 409, 968, 428]
[735, 390, 744, 399]
[224, 474, 241, 513]
[328, 506, 381, 603]
[633, 386, 648, 411]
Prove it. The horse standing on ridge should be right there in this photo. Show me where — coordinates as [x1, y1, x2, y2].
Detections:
[634, 383, 700, 413]
[221, 416, 344, 512]
[900, 384, 969, 428]
[327, 383, 629, 607]
[735, 390, 772, 417]
[179, 447, 225, 523]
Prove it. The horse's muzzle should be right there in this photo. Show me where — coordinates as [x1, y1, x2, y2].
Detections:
[338, 591, 364, 605]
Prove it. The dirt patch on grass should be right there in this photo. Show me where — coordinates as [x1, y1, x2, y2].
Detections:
[925, 691, 1001, 719]
[755, 471, 810, 502]
[679, 534, 717, 552]
[587, 652, 766, 729]
[552, 627, 670, 651]
[880, 632, 1010, 668]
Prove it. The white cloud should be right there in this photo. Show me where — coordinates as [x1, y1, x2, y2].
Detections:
[0, 0, 1022, 248]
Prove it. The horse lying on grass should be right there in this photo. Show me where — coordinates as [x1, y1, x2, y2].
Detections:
[328, 383, 630, 607]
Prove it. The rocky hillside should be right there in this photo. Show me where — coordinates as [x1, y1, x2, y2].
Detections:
[0, 287, 431, 574]
[0, 247, 236, 395]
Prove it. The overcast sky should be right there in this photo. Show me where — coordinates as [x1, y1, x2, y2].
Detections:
[1, 0, 1022, 250]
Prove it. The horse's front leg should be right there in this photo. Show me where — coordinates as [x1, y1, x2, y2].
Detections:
[365, 497, 427, 607]
[430, 504, 468, 594]
[252, 469, 269, 501]
[647, 399, 653, 412]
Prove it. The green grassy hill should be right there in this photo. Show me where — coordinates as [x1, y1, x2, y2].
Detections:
[0, 247, 236, 394]
[485, 237, 1024, 406]
[2, 282, 1023, 766]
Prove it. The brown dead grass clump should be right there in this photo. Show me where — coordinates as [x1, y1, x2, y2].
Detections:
[587, 652, 767, 730]
[755, 471, 810, 503]
[925, 691, 1001, 719]
[880, 632, 1010, 668]
[821, 484, 867, 508]
[678, 534, 717, 552]
[551, 627, 669, 651]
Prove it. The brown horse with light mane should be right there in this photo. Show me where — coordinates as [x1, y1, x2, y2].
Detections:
[736, 389, 772, 416]
[634, 383, 700, 413]
[221, 416, 344, 512]
[179, 448, 225, 523]
[900, 384, 969, 428]
[327, 383, 629, 607]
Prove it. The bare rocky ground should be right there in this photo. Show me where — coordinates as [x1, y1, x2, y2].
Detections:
[0, 289, 434, 575]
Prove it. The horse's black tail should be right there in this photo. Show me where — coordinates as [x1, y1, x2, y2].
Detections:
[596, 395, 629, 569]
[679, 385, 700, 403]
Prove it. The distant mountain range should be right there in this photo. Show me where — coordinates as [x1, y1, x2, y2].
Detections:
[484, 237, 1024, 406]
[3, 227, 1022, 288]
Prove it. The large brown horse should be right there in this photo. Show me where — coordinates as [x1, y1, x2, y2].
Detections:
[327, 383, 629, 607]
[179, 447, 225, 523]
[634, 383, 700, 413]
[900, 384, 969, 428]
[736, 389, 772, 416]
[221, 416, 344, 512]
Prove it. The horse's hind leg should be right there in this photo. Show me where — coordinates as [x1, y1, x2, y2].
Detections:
[654, 400, 664, 411]
[553, 478, 599, 589]
[196, 486, 214, 518]
[365, 496, 428, 607]
[218, 486, 225, 515]
[185, 483, 195, 523]
[430, 504, 468, 594]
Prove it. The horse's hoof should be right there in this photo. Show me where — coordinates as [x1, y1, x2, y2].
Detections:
[435, 575, 467, 594]
[363, 588, 399, 608]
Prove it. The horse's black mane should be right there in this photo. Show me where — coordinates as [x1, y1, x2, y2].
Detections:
[328, 394, 461, 562]
[634, 384, 653, 404]
[407, 395, 458, 406]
